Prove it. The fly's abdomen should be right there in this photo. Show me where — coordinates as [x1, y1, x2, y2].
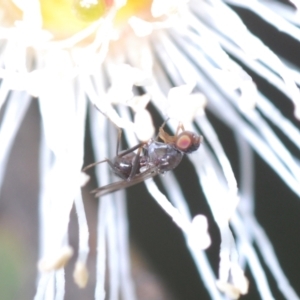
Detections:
[112, 152, 137, 179]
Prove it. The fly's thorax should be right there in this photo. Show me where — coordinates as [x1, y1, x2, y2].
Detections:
[146, 141, 183, 172]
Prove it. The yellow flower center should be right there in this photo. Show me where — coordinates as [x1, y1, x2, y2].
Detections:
[115, 0, 153, 24]
[1, 0, 151, 40]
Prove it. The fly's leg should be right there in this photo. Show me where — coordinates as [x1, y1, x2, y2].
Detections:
[157, 118, 186, 143]
[158, 118, 185, 136]
[82, 159, 109, 172]
[155, 118, 170, 140]
[83, 116, 122, 172]
[175, 122, 185, 136]
[114, 127, 146, 158]
[111, 127, 145, 180]
[159, 118, 170, 131]
[115, 127, 122, 156]
[127, 146, 143, 181]
[83, 121, 146, 179]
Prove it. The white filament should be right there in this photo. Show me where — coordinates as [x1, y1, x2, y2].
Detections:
[222, 0, 300, 117]
[89, 105, 109, 300]
[89, 102, 136, 300]
[0, 91, 31, 191]
[74, 191, 90, 263]
[236, 135, 299, 299]
[160, 172, 225, 299]
[148, 8, 300, 296]
[35, 50, 87, 299]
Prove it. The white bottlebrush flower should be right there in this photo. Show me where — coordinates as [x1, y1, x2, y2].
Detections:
[0, 0, 300, 300]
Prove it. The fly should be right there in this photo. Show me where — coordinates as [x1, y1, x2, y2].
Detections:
[83, 121, 203, 197]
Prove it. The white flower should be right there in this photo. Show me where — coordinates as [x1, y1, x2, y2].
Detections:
[0, 1, 300, 300]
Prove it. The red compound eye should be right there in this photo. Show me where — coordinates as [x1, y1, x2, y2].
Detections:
[176, 131, 202, 154]
[177, 134, 192, 150]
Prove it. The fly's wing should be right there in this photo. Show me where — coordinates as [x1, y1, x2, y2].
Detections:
[91, 167, 160, 198]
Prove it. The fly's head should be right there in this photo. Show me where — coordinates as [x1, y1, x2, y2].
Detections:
[175, 131, 202, 154]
